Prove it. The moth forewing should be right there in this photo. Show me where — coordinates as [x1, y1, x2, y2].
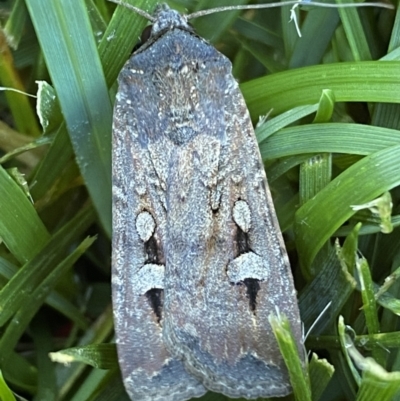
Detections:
[161, 36, 304, 397]
[111, 6, 207, 401]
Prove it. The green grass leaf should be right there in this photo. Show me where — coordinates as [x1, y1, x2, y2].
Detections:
[0, 166, 49, 263]
[242, 61, 400, 117]
[295, 145, 400, 269]
[25, 0, 113, 234]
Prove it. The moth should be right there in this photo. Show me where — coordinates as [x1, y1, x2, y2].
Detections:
[112, 3, 304, 401]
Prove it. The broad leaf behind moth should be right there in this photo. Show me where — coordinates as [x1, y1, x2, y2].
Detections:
[112, 4, 304, 401]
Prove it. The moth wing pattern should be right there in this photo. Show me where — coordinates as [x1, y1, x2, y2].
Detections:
[112, 4, 304, 401]
[111, 11, 207, 400]
[151, 10, 305, 400]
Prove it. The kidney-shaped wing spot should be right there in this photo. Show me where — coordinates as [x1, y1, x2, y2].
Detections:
[228, 199, 267, 313]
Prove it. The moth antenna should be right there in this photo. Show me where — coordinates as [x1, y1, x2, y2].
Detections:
[107, 0, 155, 21]
[187, 0, 393, 19]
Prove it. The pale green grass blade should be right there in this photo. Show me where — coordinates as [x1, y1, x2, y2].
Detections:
[339, 317, 400, 401]
[241, 61, 400, 116]
[0, 371, 16, 401]
[354, 332, 400, 349]
[25, 0, 113, 234]
[270, 313, 311, 401]
[256, 104, 319, 143]
[260, 123, 400, 161]
[336, 0, 372, 61]
[300, 153, 331, 202]
[0, 256, 87, 329]
[356, 257, 386, 366]
[55, 306, 115, 401]
[338, 316, 362, 385]
[309, 353, 335, 401]
[268, 154, 314, 183]
[356, 364, 400, 401]
[295, 145, 400, 268]
[50, 344, 117, 370]
[0, 165, 49, 263]
[0, 206, 94, 328]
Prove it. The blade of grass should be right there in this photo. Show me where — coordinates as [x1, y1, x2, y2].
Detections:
[270, 312, 311, 401]
[0, 370, 16, 401]
[299, 245, 356, 333]
[3, 0, 28, 49]
[25, 0, 113, 234]
[356, 257, 386, 365]
[0, 205, 95, 327]
[295, 145, 400, 268]
[336, 0, 372, 61]
[31, 316, 57, 401]
[56, 306, 115, 401]
[29, 124, 74, 202]
[2, 352, 37, 394]
[99, 0, 158, 85]
[0, 256, 88, 330]
[0, 165, 49, 263]
[256, 103, 319, 144]
[50, 343, 117, 370]
[289, 8, 339, 68]
[241, 61, 400, 117]
[0, 236, 95, 368]
[309, 353, 335, 401]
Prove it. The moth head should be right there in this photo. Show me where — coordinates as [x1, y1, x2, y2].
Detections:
[151, 4, 193, 36]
